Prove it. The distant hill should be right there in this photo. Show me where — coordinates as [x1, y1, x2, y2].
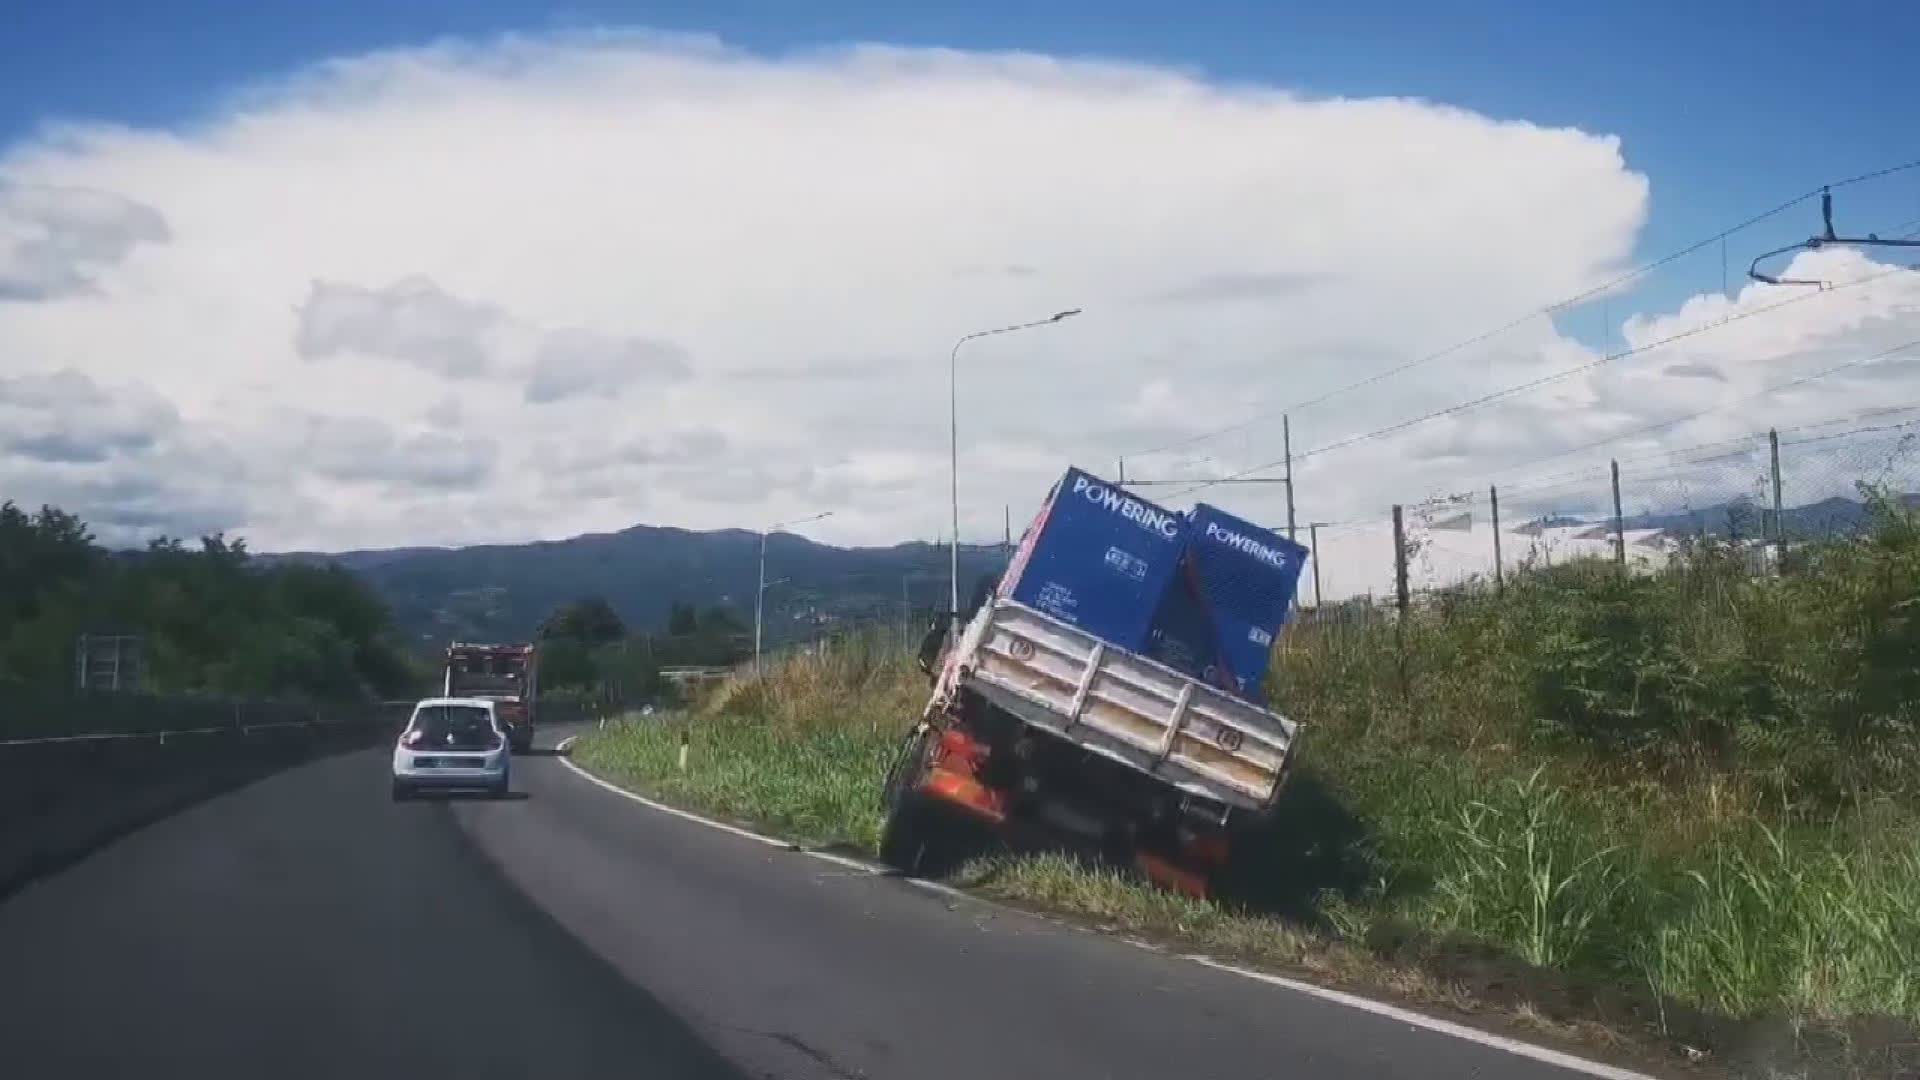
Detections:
[1620, 493, 1920, 539]
[264, 525, 1010, 649]
[1520, 493, 1920, 541]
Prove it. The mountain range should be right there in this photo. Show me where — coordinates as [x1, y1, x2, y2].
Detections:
[265, 525, 1011, 649]
[271, 492, 1917, 651]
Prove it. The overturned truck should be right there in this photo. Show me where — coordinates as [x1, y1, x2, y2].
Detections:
[882, 468, 1310, 898]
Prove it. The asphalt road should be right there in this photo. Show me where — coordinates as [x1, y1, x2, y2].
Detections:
[0, 725, 1644, 1080]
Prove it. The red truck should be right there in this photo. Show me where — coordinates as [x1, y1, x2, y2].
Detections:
[442, 642, 539, 751]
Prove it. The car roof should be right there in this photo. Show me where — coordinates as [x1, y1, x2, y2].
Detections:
[413, 697, 496, 709]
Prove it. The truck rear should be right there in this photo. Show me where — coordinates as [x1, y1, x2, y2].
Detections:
[882, 469, 1308, 898]
[443, 643, 539, 751]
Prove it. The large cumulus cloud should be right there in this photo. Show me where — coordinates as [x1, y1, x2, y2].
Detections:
[12, 31, 1900, 553]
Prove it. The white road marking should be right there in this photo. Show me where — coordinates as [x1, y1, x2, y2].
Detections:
[550, 732, 1662, 1080]
[1176, 955, 1660, 1080]
[553, 736, 786, 850]
[801, 849, 884, 873]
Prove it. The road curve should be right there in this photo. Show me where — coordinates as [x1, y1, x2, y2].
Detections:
[0, 725, 1650, 1080]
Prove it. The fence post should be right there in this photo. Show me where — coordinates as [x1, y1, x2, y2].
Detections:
[1489, 484, 1504, 593]
[1392, 504, 1409, 614]
[1769, 427, 1786, 570]
[1283, 414, 1297, 541]
[1611, 459, 1626, 570]
[1308, 523, 1323, 607]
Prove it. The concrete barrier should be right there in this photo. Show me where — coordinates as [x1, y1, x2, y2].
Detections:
[0, 703, 410, 899]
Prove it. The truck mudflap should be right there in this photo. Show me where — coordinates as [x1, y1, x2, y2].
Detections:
[943, 600, 1298, 814]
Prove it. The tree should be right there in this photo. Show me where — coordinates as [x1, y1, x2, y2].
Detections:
[537, 597, 626, 647]
[539, 637, 597, 691]
[666, 602, 699, 636]
[0, 504, 416, 700]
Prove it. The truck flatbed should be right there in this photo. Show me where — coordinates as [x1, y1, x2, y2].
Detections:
[937, 599, 1298, 813]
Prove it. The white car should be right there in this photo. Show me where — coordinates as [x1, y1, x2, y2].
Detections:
[391, 697, 512, 800]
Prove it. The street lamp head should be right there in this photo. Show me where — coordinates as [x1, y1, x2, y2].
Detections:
[1050, 309, 1082, 322]
[770, 509, 835, 532]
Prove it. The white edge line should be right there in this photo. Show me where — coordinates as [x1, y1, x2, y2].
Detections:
[551, 734, 1660, 1080]
[554, 735, 785, 850]
[1175, 955, 1660, 1080]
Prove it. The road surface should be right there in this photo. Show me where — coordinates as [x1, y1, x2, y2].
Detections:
[0, 725, 1650, 1079]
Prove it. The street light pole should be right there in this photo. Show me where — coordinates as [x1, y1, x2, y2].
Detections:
[755, 511, 833, 673]
[948, 308, 1081, 613]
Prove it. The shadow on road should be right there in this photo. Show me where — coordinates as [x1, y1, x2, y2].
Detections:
[403, 790, 532, 803]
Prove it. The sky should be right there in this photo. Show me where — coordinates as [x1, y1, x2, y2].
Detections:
[2, 1, 1918, 552]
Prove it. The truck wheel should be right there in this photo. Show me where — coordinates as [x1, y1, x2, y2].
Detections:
[879, 725, 940, 873]
[880, 725, 933, 810]
[390, 780, 413, 802]
[879, 794, 933, 873]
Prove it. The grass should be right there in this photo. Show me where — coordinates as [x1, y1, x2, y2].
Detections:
[571, 502, 1920, 1076]
[571, 634, 918, 851]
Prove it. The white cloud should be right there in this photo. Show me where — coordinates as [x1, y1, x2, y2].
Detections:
[297, 277, 501, 377]
[0, 30, 1910, 554]
[0, 184, 169, 300]
[296, 275, 691, 398]
[0, 369, 178, 463]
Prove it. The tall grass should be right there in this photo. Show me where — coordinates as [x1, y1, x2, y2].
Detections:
[573, 505, 1920, 1055]
[572, 631, 921, 850]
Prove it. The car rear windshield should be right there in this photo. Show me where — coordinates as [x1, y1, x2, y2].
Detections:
[407, 706, 499, 749]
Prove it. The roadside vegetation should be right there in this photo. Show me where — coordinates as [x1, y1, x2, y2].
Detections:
[571, 494, 1920, 1075]
[1, 502, 419, 708]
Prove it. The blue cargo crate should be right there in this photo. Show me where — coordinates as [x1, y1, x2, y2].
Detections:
[998, 467, 1189, 653]
[1147, 503, 1309, 699]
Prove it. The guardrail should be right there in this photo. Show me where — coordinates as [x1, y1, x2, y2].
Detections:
[1, 690, 417, 744]
[0, 702, 416, 748]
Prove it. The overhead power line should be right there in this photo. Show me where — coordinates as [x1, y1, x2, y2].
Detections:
[1492, 404, 1920, 499]
[1495, 335, 1920, 485]
[1127, 156, 1920, 465]
[1170, 263, 1912, 499]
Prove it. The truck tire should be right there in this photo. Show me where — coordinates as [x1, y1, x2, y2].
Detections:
[879, 726, 937, 873]
[880, 725, 933, 809]
[390, 779, 413, 802]
[879, 794, 933, 873]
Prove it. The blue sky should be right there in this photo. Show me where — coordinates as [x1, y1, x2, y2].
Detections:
[8, 2, 1917, 249]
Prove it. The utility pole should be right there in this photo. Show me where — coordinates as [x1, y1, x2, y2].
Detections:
[1283, 414, 1296, 541]
[1308, 523, 1323, 608]
[1391, 504, 1409, 614]
[1003, 505, 1012, 556]
[1769, 428, 1786, 568]
[1611, 459, 1626, 570]
[1117, 457, 1126, 485]
[1489, 484, 1504, 593]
